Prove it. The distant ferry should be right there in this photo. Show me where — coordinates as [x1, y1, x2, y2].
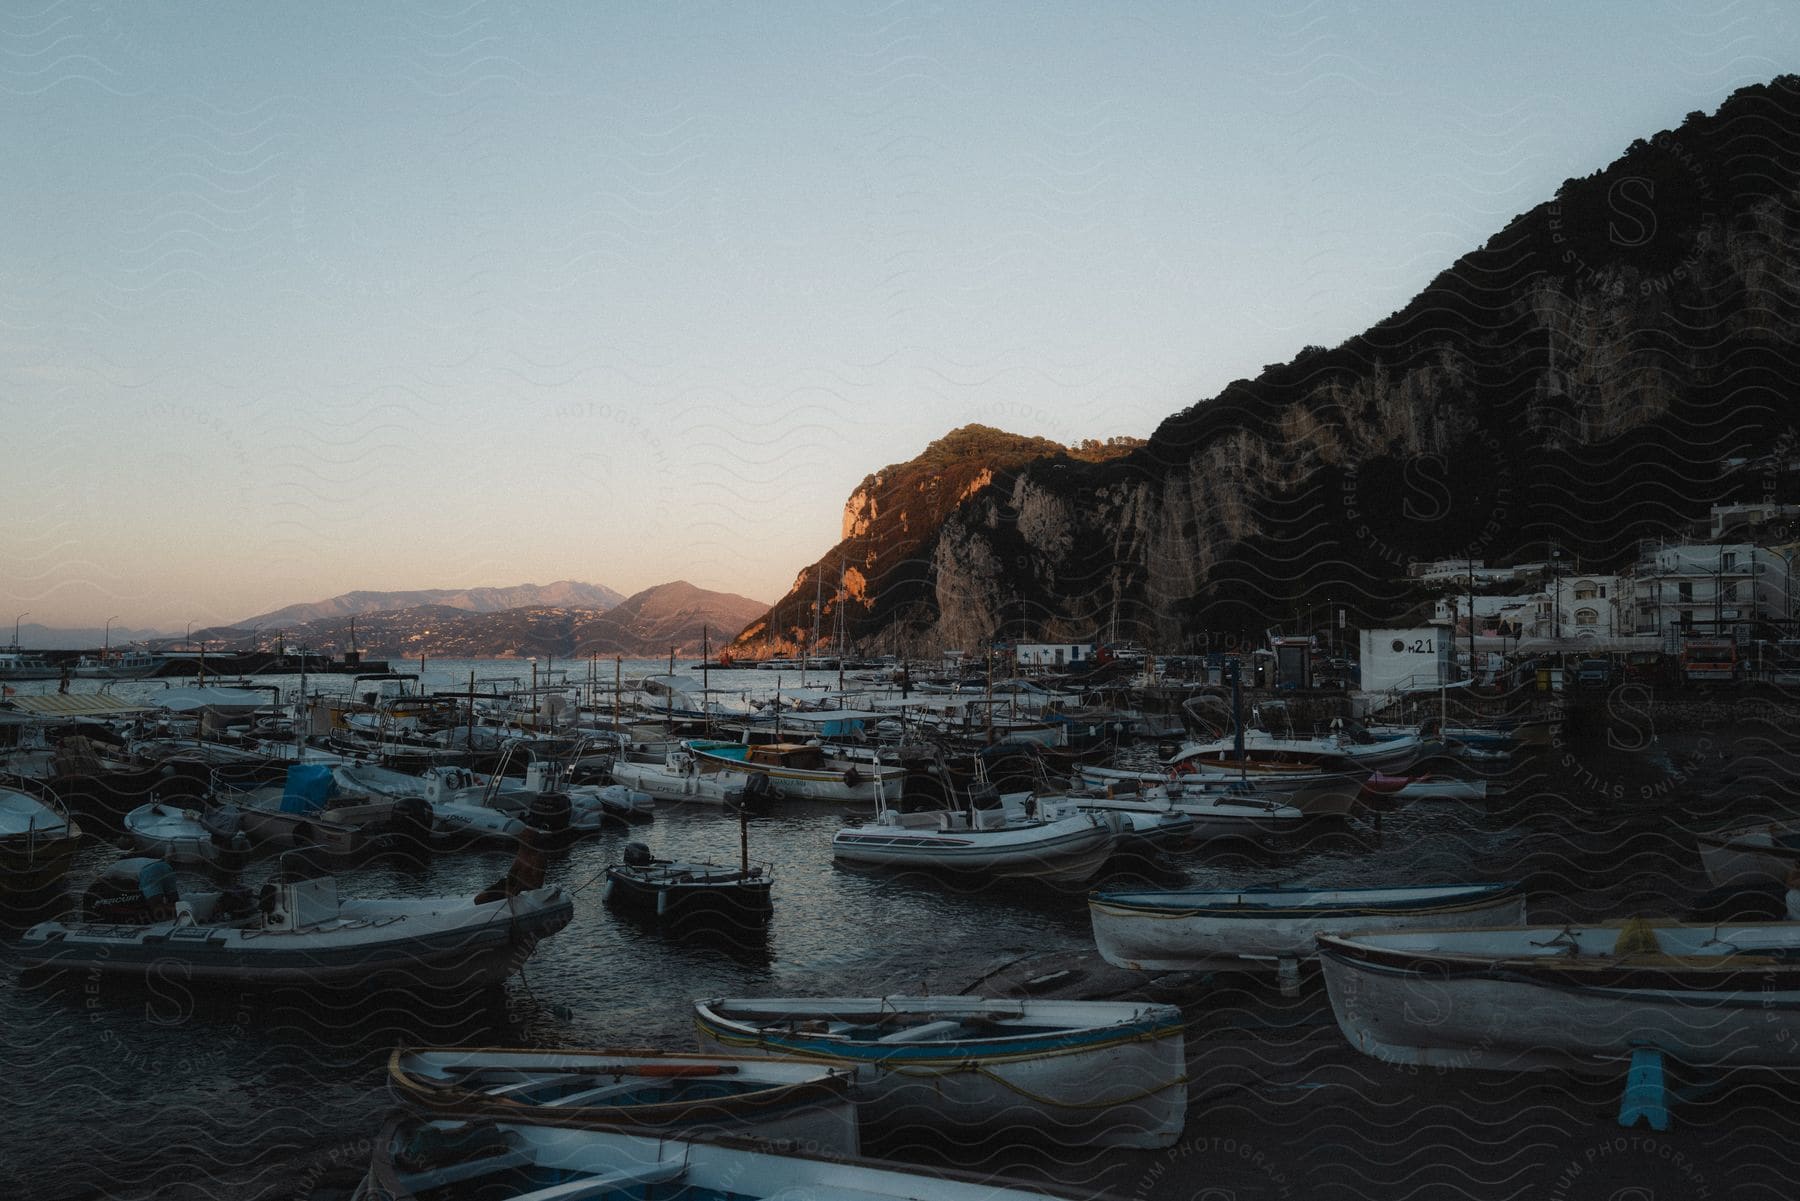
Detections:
[71, 651, 165, 679]
[0, 648, 58, 681]
[756, 654, 839, 671]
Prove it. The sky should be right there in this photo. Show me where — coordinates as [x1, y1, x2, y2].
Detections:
[3, 1, 1794, 631]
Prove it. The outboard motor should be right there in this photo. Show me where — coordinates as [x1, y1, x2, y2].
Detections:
[969, 784, 1003, 811]
[386, 795, 434, 854]
[82, 858, 180, 924]
[623, 841, 654, 868]
[527, 789, 572, 836]
[727, 770, 775, 814]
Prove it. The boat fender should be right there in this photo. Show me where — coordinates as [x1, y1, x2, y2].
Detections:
[843, 766, 862, 788]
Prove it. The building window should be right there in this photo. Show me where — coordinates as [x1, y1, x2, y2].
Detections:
[1679, 582, 1693, 603]
[1724, 551, 1738, 571]
[1599, 585, 1607, 597]
[1574, 608, 1599, 627]
[1680, 610, 1693, 626]
[1575, 584, 1597, 600]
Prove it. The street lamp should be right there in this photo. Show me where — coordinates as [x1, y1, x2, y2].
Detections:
[104, 615, 118, 658]
[12, 612, 27, 649]
[186, 621, 195, 651]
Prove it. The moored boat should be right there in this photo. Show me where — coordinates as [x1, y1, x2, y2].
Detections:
[387, 1048, 856, 1152]
[1319, 919, 1800, 1070]
[602, 841, 773, 927]
[366, 1117, 1091, 1200]
[0, 785, 83, 898]
[18, 863, 573, 987]
[832, 789, 1117, 885]
[122, 800, 249, 867]
[1090, 881, 1526, 971]
[683, 739, 905, 803]
[693, 994, 1186, 1149]
[1696, 821, 1800, 886]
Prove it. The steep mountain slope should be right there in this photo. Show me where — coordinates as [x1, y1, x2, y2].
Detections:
[727, 426, 1143, 656]
[747, 77, 1800, 654]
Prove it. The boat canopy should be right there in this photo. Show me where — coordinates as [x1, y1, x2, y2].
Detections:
[152, 686, 275, 713]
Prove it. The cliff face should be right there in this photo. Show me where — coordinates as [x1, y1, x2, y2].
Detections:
[728, 426, 1142, 656]
[740, 77, 1800, 655]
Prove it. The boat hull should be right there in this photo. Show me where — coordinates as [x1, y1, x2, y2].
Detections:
[1090, 884, 1526, 971]
[694, 995, 1186, 1149]
[602, 864, 772, 924]
[1319, 923, 1800, 1070]
[387, 1048, 857, 1153]
[831, 816, 1115, 884]
[18, 886, 574, 987]
[1697, 828, 1800, 886]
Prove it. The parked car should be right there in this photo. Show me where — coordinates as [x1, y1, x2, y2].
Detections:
[1624, 650, 1677, 687]
[1574, 657, 1618, 690]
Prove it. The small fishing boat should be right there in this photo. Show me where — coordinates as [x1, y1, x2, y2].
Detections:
[693, 994, 1186, 1148]
[1090, 881, 1527, 971]
[387, 1048, 856, 1152]
[607, 749, 768, 805]
[832, 789, 1117, 886]
[602, 841, 772, 926]
[1074, 778, 1306, 839]
[1360, 774, 1490, 803]
[18, 855, 573, 986]
[683, 739, 905, 803]
[122, 800, 250, 867]
[366, 1118, 1089, 1201]
[1319, 919, 1800, 1070]
[1696, 821, 1800, 886]
[0, 786, 83, 898]
[1077, 763, 1363, 819]
[228, 764, 420, 853]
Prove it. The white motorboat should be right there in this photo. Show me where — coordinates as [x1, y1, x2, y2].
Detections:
[1319, 919, 1800, 1070]
[1090, 881, 1527, 971]
[607, 749, 768, 805]
[694, 994, 1186, 1149]
[19, 865, 573, 987]
[367, 1118, 1090, 1200]
[123, 800, 249, 867]
[832, 789, 1117, 885]
[1077, 762, 1363, 818]
[1072, 778, 1306, 839]
[0, 786, 82, 898]
[387, 1048, 856, 1153]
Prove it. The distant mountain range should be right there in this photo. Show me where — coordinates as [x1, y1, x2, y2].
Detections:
[238, 581, 627, 629]
[190, 581, 766, 658]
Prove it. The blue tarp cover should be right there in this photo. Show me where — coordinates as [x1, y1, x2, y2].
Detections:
[280, 763, 335, 813]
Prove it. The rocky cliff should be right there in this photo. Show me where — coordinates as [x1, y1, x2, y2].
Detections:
[740, 77, 1800, 655]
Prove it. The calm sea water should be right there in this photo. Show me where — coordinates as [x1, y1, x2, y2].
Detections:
[2, 663, 1793, 1198]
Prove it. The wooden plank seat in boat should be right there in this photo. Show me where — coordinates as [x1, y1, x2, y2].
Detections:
[876, 1019, 968, 1044]
[507, 1162, 687, 1201]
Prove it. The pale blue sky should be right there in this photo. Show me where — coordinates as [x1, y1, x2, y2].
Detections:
[3, 1, 1791, 628]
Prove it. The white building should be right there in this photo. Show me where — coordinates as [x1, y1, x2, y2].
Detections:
[1357, 627, 1455, 695]
[1630, 542, 1794, 637]
[1709, 503, 1800, 539]
[1015, 642, 1094, 668]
